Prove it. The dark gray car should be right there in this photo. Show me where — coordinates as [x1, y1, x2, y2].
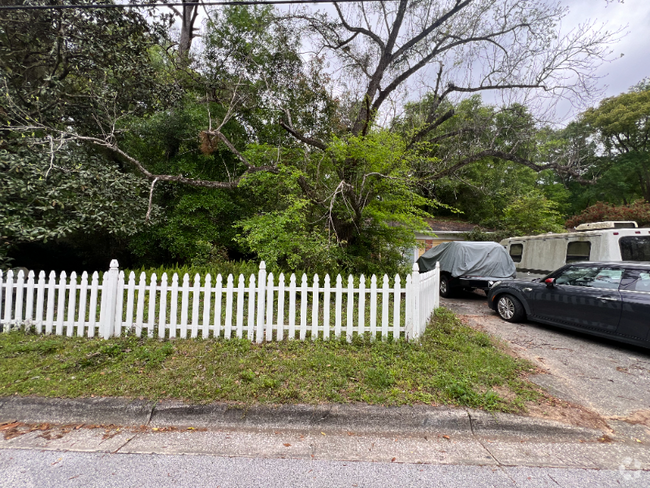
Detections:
[487, 261, 650, 349]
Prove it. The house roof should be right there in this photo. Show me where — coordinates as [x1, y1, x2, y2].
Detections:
[424, 219, 479, 232]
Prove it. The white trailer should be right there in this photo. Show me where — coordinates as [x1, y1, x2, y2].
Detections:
[500, 222, 650, 280]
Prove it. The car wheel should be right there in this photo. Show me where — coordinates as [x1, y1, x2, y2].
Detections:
[496, 294, 525, 322]
[439, 274, 455, 298]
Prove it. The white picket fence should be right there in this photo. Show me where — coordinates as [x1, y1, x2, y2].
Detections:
[0, 261, 440, 342]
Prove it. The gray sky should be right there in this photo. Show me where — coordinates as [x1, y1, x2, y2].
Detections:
[562, 0, 649, 96]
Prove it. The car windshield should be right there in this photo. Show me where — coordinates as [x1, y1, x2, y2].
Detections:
[619, 236, 650, 261]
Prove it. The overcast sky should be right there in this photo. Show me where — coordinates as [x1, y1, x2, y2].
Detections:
[562, 0, 649, 96]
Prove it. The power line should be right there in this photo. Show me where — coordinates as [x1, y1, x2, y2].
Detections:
[0, 1, 383, 11]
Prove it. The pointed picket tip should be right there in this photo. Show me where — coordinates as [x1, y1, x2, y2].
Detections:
[81, 271, 88, 279]
[182, 274, 190, 284]
[28, 270, 35, 279]
[39, 270, 46, 278]
[70, 271, 77, 279]
[49, 270, 57, 278]
[172, 273, 179, 283]
[150, 272, 157, 282]
[109, 259, 119, 270]
[160, 272, 168, 282]
[139, 272, 147, 281]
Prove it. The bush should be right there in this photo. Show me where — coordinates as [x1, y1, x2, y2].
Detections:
[566, 200, 650, 228]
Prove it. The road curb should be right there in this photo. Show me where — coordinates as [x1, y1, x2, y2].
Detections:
[0, 396, 603, 441]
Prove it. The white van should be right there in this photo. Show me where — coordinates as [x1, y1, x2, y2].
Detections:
[500, 221, 650, 280]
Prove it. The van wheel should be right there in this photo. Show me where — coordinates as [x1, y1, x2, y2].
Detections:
[496, 294, 525, 322]
[440, 274, 455, 298]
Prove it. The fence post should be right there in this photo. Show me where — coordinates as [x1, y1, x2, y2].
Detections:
[434, 262, 441, 311]
[256, 261, 266, 343]
[406, 263, 420, 341]
[100, 260, 120, 339]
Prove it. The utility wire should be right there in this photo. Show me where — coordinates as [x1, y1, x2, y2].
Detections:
[0, 0, 383, 11]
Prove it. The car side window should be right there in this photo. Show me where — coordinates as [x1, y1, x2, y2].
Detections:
[621, 269, 650, 292]
[592, 268, 623, 290]
[554, 266, 602, 287]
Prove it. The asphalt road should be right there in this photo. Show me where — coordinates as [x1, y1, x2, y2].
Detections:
[440, 292, 650, 442]
[1, 449, 648, 488]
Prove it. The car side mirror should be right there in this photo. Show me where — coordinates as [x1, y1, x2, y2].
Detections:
[545, 278, 555, 288]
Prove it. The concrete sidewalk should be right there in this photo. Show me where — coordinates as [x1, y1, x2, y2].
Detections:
[0, 397, 649, 471]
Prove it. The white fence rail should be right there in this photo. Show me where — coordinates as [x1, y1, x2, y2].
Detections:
[0, 261, 440, 342]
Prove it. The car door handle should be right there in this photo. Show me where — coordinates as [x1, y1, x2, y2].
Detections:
[598, 296, 618, 302]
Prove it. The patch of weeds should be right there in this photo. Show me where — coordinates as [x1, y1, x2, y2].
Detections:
[240, 370, 256, 383]
[364, 367, 395, 389]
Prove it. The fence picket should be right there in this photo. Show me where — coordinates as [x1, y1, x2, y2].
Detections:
[169, 274, 179, 339]
[45, 271, 56, 334]
[202, 274, 211, 339]
[346, 275, 354, 343]
[191, 274, 200, 339]
[214, 274, 223, 338]
[311, 274, 319, 341]
[14, 270, 25, 327]
[236, 274, 245, 339]
[381, 275, 389, 340]
[323, 275, 331, 340]
[334, 275, 342, 339]
[125, 272, 136, 331]
[55, 271, 68, 335]
[266, 273, 274, 342]
[393, 275, 401, 339]
[35, 271, 46, 334]
[180, 274, 190, 339]
[77, 272, 88, 337]
[246, 275, 255, 340]
[114, 271, 125, 337]
[88, 272, 99, 338]
[136, 273, 147, 338]
[256, 263, 266, 344]
[358, 275, 365, 337]
[299, 274, 308, 341]
[370, 275, 377, 340]
[3, 270, 14, 328]
[158, 273, 168, 339]
[25, 271, 35, 326]
[224, 274, 234, 339]
[277, 274, 285, 340]
[147, 273, 157, 338]
[66, 272, 77, 337]
[288, 274, 296, 340]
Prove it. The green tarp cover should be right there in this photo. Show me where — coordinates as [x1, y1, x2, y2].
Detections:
[417, 241, 516, 278]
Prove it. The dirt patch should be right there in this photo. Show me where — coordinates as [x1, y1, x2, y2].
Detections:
[524, 396, 611, 432]
[608, 409, 650, 428]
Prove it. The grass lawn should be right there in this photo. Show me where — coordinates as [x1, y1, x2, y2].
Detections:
[0, 308, 541, 412]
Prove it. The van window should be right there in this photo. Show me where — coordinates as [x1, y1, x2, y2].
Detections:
[509, 244, 523, 263]
[619, 236, 650, 261]
[566, 241, 591, 263]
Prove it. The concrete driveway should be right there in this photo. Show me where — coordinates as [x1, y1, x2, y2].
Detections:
[440, 292, 650, 442]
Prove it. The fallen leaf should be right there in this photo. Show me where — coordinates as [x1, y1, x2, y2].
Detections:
[442, 435, 450, 440]
[391, 457, 396, 462]
[283, 443, 291, 447]
[321, 432, 326, 436]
